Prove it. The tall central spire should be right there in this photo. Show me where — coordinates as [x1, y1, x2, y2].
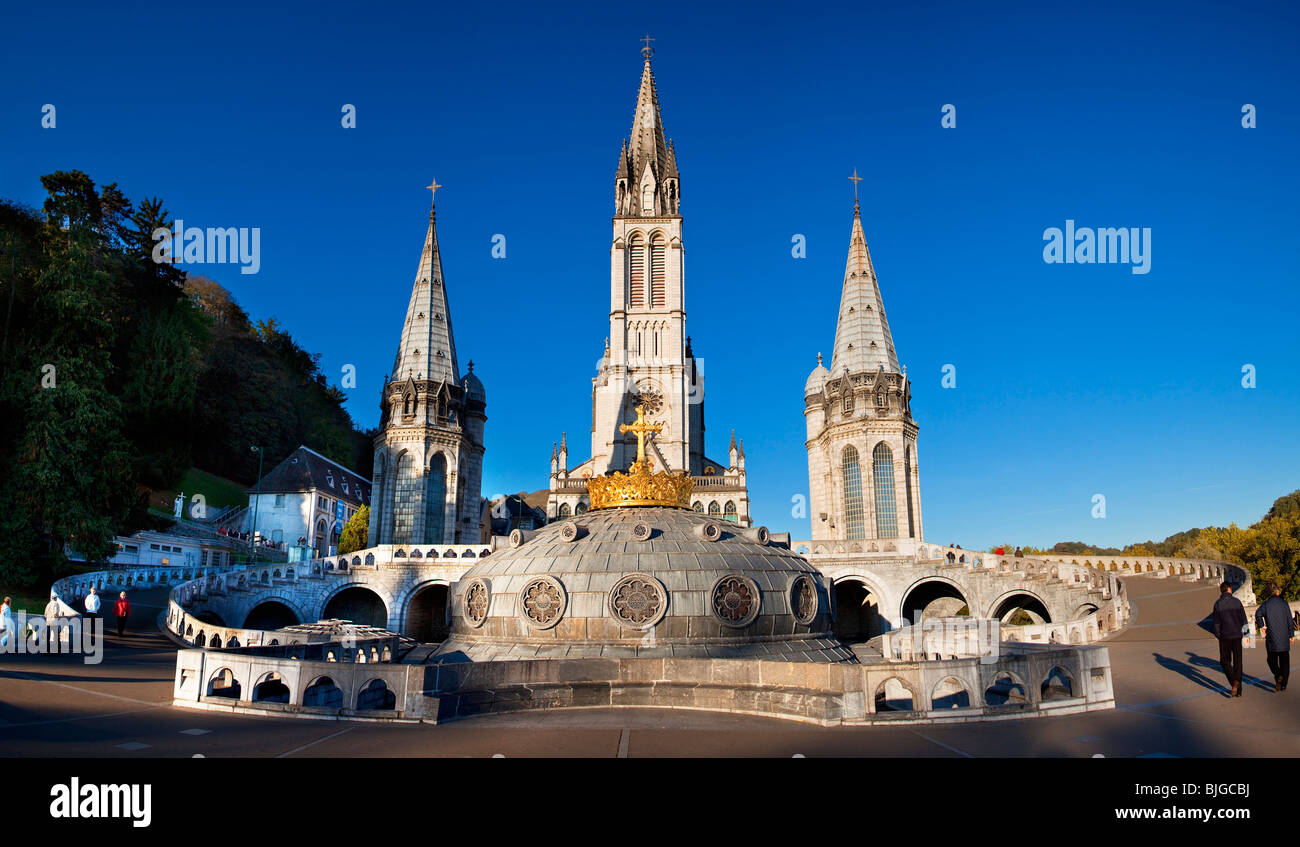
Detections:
[392, 182, 459, 384]
[615, 47, 679, 217]
[830, 191, 899, 374]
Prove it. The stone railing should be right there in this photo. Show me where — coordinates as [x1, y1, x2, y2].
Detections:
[51, 564, 234, 608]
[173, 643, 1114, 726]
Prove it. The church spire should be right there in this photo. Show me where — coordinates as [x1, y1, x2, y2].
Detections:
[830, 174, 899, 375]
[614, 41, 679, 216]
[391, 179, 459, 384]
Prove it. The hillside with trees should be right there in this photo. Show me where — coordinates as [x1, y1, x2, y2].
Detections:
[0, 171, 371, 587]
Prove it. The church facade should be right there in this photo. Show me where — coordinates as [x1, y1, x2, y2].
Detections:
[803, 198, 923, 555]
[546, 52, 750, 525]
[368, 191, 487, 546]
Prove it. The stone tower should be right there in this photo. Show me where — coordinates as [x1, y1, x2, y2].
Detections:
[545, 47, 750, 526]
[804, 196, 922, 549]
[369, 186, 487, 545]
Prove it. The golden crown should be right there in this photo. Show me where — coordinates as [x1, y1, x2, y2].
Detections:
[587, 405, 694, 510]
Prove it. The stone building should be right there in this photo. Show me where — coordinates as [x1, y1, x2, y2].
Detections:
[546, 51, 750, 525]
[368, 188, 487, 546]
[247, 445, 371, 558]
[803, 197, 922, 556]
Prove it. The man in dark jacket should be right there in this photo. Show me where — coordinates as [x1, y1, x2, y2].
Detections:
[1212, 582, 1249, 697]
[1254, 582, 1294, 692]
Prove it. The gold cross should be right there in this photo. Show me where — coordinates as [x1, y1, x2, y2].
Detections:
[641, 34, 655, 59]
[619, 403, 662, 465]
[426, 179, 442, 201]
[848, 168, 862, 200]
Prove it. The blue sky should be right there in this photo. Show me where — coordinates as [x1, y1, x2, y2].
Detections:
[3, 0, 1297, 548]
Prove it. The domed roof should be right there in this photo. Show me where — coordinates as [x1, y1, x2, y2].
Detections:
[435, 506, 855, 663]
[804, 362, 830, 396]
[462, 369, 485, 403]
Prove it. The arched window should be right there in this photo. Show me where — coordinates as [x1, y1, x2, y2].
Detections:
[724, 501, 738, 523]
[650, 234, 666, 307]
[641, 180, 654, 214]
[873, 442, 898, 539]
[575, 502, 588, 515]
[841, 446, 865, 540]
[424, 453, 447, 544]
[692, 501, 704, 512]
[402, 393, 414, 416]
[392, 452, 418, 545]
[876, 388, 887, 408]
[843, 391, 854, 415]
[558, 503, 572, 518]
[707, 501, 720, 516]
[904, 444, 915, 538]
[628, 234, 645, 307]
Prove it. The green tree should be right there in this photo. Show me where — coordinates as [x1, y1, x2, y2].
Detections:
[338, 506, 370, 555]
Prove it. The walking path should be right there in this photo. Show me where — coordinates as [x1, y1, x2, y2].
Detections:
[1, 576, 1295, 757]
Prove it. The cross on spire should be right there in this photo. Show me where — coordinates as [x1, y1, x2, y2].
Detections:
[848, 168, 862, 215]
[640, 33, 655, 59]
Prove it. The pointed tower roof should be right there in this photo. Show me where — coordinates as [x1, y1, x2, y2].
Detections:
[615, 50, 678, 214]
[391, 181, 460, 385]
[829, 195, 899, 375]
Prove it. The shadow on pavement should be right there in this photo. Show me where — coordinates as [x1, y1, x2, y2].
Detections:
[1184, 651, 1272, 692]
[1152, 652, 1229, 698]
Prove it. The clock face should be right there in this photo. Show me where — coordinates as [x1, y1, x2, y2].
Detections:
[634, 386, 664, 416]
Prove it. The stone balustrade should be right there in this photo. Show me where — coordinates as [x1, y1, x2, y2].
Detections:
[172, 642, 1114, 726]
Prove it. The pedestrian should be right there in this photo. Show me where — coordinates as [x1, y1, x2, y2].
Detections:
[1254, 582, 1295, 692]
[0, 596, 12, 648]
[114, 591, 130, 637]
[84, 586, 100, 628]
[1212, 581, 1249, 697]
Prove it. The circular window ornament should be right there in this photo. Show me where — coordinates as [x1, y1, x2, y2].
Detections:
[463, 578, 490, 628]
[518, 576, 567, 630]
[631, 522, 652, 541]
[608, 573, 668, 630]
[710, 574, 761, 628]
[790, 575, 818, 626]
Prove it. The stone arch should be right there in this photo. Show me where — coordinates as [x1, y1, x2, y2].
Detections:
[831, 576, 885, 641]
[900, 576, 969, 625]
[874, 677, 916, 712]
[209, 633, 223, 649]
[401, 580, 451, 642]
[206, 667, 241, 699]
[1042, 666, 1075, 700]
[322, 584, 390, 629]
[195, 631, 207, 647]
[242, 598, 303, 630]
[988, 590, 1052, 625]
[303, 675, 343, 708]
[931, 676, 972, 709]
[253, 672, 291, 704]
[1072, 603, 1099, 620]
[984, 671, 1028, 706]
[424, 451, 448, 544]
[356, 678, 396, 711]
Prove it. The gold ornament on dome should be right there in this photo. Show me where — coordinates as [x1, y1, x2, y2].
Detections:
[587, 404, 694, 510]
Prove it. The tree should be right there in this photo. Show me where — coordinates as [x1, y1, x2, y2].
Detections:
[338, 506, 369, 555]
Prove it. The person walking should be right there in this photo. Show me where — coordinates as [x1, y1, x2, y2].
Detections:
[83, 587, 100, 628]
[114, 591, 130, 637]
[1212, 581, 1249, 697]
[0, 596, 12, 648]
[1254, 582, 1295, 692]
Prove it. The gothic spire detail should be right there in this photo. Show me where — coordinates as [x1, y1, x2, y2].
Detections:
[614, 48, 679, 216]
[830, 196, 899, 375]
[391, 181, 459, 384]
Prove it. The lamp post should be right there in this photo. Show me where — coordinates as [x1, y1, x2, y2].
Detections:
[250, 446, 264, 566]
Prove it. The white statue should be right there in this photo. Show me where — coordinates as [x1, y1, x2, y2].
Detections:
[174, 492, 185, 519]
